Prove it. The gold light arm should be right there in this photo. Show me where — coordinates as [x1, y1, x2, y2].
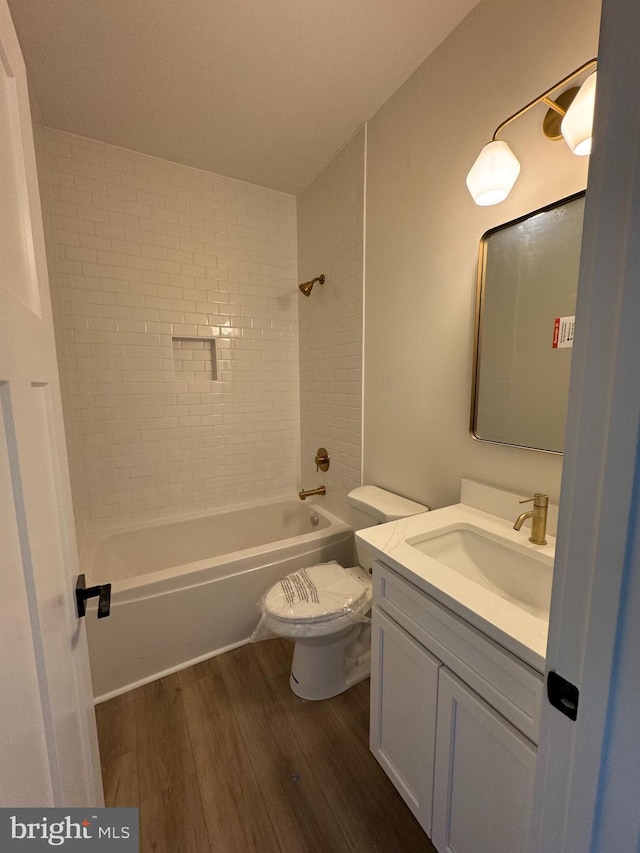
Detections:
[541, 95, 566, 116]
[492, 58, 597, 142]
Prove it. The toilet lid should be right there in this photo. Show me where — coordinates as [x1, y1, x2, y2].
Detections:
[264, 563, 370, 624]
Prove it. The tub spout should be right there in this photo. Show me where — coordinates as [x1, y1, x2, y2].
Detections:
[299, 486, 326, 500]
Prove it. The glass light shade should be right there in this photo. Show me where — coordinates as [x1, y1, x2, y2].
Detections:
[466, 140, 521, 206]
[561, 71, 597, 155]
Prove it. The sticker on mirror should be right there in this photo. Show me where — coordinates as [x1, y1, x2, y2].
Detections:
[553, 316, 575, 349]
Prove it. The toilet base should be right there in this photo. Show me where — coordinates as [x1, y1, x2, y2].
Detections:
[289, 623, 371, 701]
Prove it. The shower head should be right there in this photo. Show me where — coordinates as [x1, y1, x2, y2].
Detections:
[299, 274, 325, 297]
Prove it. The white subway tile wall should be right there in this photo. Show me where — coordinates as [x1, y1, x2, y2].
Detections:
[41, 129, 299, 535]
[298, 129, 365, 521]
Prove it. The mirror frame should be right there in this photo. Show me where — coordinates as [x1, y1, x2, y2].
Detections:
[469, 190, 586, 453]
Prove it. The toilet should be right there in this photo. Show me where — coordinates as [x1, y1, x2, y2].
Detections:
[261, 486, 428, 700]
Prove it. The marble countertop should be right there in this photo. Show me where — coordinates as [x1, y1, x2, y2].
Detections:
[357, 502, 553, 673]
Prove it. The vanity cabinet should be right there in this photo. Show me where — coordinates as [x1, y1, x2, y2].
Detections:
[370, 560, 542, 853]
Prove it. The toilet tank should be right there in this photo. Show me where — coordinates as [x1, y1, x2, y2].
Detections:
[347, 486, 429, 571]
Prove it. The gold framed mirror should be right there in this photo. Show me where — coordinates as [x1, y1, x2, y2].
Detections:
[471, 191, 585, 453]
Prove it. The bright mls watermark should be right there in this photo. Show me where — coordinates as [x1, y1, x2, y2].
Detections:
[0, 809, 139, 850]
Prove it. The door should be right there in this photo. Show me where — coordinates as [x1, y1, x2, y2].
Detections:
[370, 606, 440, 835]
[0, 0, 102, 806]
[432, 669, 536, 853]
[531, 0, 640, 849]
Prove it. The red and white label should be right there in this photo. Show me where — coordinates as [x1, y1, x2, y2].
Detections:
[553, 315, 575, 348]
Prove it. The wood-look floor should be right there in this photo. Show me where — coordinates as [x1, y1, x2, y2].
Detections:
[96, 638, 436, 853]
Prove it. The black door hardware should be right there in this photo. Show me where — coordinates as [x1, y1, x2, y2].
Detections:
[547, 670, 579, 721]
[76, 574, 111, 619]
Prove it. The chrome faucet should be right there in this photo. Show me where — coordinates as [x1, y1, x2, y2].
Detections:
[299, 486, 326, 500]
[513, 493, 549, 545]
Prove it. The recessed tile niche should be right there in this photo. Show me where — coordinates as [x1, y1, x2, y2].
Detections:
[172, 337, 217, 382]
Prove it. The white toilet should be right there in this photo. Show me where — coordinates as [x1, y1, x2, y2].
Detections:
[261, 486, 428, 700]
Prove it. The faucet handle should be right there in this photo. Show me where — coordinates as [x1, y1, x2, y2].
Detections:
[315, 447, 330, 472]
[519, 492, 549, 506]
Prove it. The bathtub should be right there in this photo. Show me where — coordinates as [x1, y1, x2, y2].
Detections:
[82, 500, 353, 701]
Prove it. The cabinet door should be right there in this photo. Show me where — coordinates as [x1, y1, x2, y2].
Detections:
[370, 606, 441, 834]
[432, 669, 536, 853]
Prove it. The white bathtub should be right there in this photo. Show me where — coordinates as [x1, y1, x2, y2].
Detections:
[82, 500, 353, 701]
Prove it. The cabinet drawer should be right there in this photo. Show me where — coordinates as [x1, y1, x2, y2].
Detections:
[374, 561, 543, 743]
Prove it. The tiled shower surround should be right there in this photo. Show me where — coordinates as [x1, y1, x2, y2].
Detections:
[297, 130, 365, 520]
[41, 130, 300, 534]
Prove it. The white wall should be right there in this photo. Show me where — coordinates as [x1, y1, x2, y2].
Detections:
[40, 130, 299, 535]
[364, 0, 601, 510]
[297, 129, 365, 521]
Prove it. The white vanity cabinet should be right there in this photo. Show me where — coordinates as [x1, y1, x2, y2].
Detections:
[370, 560, 543, 853]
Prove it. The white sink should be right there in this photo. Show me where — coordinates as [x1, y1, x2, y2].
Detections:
[356, 487, 555, 671]
[406, 525, 552, 620]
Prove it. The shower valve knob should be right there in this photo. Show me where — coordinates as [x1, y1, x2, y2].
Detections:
[315, 447, 330, 472]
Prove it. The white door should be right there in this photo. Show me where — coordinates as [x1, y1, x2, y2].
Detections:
[0, 0, 102, 806]
[531, 0, 640, 849]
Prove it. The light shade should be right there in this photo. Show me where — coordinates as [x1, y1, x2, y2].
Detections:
[465, 140, 521, 206]
[561, 71, 597, 155]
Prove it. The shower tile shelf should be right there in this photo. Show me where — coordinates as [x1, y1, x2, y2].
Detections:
[172, 336, 217, 381]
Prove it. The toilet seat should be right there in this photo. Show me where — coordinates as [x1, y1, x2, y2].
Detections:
[263, 563, 371, 637]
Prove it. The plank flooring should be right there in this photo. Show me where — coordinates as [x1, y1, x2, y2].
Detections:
[96, 638, 436, 853]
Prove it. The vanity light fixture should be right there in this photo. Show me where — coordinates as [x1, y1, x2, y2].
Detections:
[466, 59, 597, 206]
[561, 70, 597, 155]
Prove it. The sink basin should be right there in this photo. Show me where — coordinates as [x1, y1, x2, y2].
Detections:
[356, 486, 554, 670]
[406, 525, 552, 619]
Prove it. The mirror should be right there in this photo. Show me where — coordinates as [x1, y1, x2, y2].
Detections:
[471, 191, 585, 453]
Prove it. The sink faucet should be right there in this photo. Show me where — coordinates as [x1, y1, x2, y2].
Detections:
[513, 493, 549, 545]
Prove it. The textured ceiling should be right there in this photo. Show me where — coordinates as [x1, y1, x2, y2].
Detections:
[8, 0, 481, 194]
